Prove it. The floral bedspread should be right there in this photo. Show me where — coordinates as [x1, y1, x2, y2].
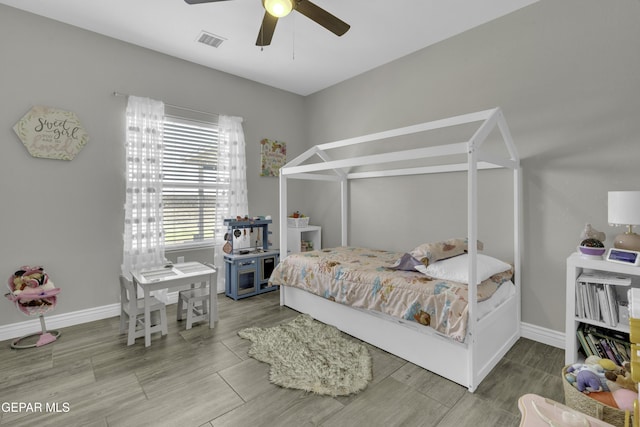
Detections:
[268, 246, 513, 342]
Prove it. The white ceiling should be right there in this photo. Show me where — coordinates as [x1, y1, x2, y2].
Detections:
[1, 0, 538, 96]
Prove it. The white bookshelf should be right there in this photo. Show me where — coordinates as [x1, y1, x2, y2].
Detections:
[565, 252, 640, 365]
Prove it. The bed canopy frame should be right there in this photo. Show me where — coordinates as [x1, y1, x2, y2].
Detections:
[277, 107, 521, 392]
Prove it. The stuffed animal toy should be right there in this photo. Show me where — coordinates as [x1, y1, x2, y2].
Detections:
[585, 355, 618, 372]
[413, 310, 431, 326]
[605, 362, 638, 392]
[576, 369, 604, 393]
[566, 362, 609, 393]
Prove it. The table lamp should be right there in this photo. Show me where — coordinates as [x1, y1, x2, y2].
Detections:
[608, 191, 640, 251]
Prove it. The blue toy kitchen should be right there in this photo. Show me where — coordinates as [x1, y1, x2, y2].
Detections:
[223, 218, 279, 300]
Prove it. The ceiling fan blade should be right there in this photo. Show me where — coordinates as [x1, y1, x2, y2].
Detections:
[295, 0, 350, 36]
[184, 0, 231, 4]
[256, 12, 278, 46]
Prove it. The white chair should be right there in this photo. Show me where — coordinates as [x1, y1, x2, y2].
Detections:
[119, 275, 168, 346]
[176, 264, 217, 330]
[177, 286, 209, 330]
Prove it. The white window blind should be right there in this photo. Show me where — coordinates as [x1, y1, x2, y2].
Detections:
[162, 115, 221, 249]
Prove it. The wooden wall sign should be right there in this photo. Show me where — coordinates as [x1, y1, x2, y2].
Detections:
[13, 105, 89, 161]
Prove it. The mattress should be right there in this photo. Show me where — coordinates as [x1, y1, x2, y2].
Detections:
[269, 246, 514, 342]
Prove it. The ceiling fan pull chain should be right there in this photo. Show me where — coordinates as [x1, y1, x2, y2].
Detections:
[260, 21, 264, 51]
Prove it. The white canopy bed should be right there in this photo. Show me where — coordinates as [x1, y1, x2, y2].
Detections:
[274, 107, 521, 392]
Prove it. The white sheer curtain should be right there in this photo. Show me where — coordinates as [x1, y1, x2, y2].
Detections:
[214, 115, 248, 290]
[218, 115, 249, 217]
[121, 96, 166, 296]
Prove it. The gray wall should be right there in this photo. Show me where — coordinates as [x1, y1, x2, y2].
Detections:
[301, 0, 640, 333]
[2, 0, 639, 337]
[0, 5, 305, 326]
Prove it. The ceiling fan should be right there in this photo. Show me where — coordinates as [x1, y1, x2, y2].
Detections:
[184, 0, 350, 46]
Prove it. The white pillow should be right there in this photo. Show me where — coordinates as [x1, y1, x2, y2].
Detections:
[414, 254, 511, 285]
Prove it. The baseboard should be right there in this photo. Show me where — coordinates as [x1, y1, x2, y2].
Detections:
[1, 300, 566, 350]
[0, 292, 181, 343]
[521, 321, 565, 349]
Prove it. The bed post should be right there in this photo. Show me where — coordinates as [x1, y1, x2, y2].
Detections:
[341, 177, 348, 246]
[467, 137, 479, 392]
[279, 173, 287, 306]
[498, 110, 522, 337]
[496, 109, 522, 337]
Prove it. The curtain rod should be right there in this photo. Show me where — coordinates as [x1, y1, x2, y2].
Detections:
[113, 91, 219, 118]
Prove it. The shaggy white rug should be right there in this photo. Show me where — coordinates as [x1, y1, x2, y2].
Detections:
[238, 314, 372, 396]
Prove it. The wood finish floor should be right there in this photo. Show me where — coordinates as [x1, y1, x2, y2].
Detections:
[0, 291, 566, 426]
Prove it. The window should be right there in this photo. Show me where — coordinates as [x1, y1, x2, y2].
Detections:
[162, 114, 222, 249]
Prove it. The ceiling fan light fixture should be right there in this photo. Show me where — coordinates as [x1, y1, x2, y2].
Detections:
[263, 0, 293, 18]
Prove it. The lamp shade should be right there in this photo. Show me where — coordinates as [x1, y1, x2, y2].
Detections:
[608, 191, 640, 226]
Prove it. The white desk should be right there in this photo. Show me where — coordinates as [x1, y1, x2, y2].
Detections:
[131, 262, 218, 347]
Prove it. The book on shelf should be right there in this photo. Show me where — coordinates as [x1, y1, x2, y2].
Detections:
[599, 339, 621, 366]
[605, 284, 618, 326]
[576, 329, 594, 357]
[575, 272, 630, 326]
[576, 323, 630, 365]
[578, 271, 633, 286]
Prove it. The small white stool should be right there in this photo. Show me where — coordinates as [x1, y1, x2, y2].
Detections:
[177, 285, 209, 330]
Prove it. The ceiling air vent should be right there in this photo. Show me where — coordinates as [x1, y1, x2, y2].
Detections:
[197, 31, 225, 48]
